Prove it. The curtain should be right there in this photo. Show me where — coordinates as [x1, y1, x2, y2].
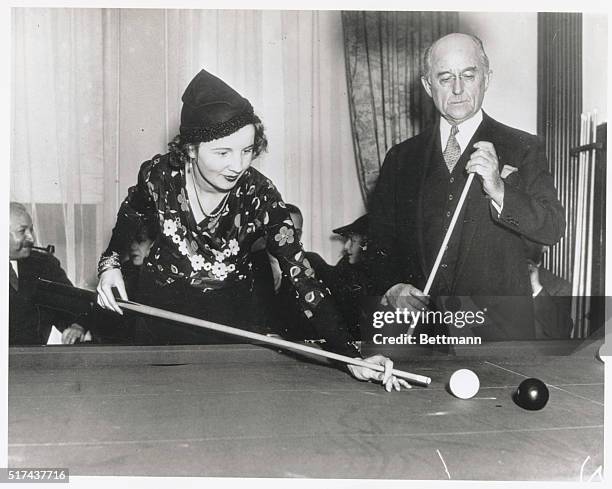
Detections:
[342, 11, 458, 200]
[12, 8, 105, 288]
[11, 8, 363, 287]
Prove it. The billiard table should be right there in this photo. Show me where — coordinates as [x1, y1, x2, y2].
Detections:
[7, 339, 605, 481]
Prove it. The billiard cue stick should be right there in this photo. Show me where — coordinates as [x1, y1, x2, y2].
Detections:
[115, 298, 432, 386]
[423, 172, 475, 295]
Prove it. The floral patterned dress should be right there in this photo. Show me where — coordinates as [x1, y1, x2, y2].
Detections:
[100, 153, 359, 356]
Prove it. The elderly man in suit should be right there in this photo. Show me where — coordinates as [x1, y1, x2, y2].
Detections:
[9, 202, 89, 345]
[368, 33, 565, 340]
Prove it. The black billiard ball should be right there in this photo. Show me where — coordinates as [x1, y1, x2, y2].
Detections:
[514, 378, 549, 411]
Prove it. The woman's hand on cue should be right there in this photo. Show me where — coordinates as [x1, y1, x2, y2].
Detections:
[347, 355, 412, 392]
[96, 268, 128, 315]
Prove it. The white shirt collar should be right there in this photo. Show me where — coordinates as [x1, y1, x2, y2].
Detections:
[439, 110, 484, 155]
[10, 260, 19, 277]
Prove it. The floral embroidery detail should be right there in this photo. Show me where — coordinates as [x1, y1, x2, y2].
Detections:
[303, 258, 315, 278]
[177, 189, 189, 212]
[190, 255, 205, 271]
[227, 264, 235, 272]
[207, 218, 220, 234]
[228, 239, 239, 255]
[275, 226, 294, 246]
[211, 262, 228, 280]
[172, 234, 181, 244]
[213, 250, 225, 262]
[178, 241, 190, 256]
[203, 262, 212, 271]
[163, 219, 177, 236]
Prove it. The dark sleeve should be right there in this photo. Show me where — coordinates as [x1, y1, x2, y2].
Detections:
[38, 255, 80, 333]
[101, 159, 158, 260]
[533, 288, 573, 339]
[44, 255, 73, 287]
[493, 139, 566, 245]
[259, 188, 360, 358]
[365, 146, 406, 294]
[305, 252, 333, 286]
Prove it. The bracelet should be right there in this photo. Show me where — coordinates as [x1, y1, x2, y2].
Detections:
[97, 252, 121, 277]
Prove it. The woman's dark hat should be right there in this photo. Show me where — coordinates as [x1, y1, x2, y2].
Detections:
[333, 215, 369, 237]
[180, 69, 258, 143]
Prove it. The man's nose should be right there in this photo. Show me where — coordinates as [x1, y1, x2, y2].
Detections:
[226, 154, 240, 171]
[24, 230, 34, 242]
[452, 77, 464, 95]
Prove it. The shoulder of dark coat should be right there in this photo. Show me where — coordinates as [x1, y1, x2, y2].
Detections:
[387, 126, 435, 157]
[484, 114, 543, 149]
[27, 250, 63, 271]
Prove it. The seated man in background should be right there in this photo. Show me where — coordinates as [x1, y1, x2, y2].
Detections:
[526, 244, 573, 339]
[9, 202, 89, 345]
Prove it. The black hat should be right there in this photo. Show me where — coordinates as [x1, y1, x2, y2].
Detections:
[333, 215, 369, 237]
[180, 69, 258, 143]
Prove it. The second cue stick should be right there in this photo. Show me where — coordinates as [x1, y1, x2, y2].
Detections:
[423, 172, 475, 295]
[116, 298, 431, 386]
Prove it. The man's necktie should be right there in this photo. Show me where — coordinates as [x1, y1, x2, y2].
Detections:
[9, 263, 18, 291]
[443, 125, 461, 173]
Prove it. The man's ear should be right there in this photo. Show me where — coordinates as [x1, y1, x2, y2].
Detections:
[421, 76, 433, 98]
[484, 69, 492, 92]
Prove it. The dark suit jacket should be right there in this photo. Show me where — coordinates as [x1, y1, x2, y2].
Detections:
[368, 113, 565, 340]
[534, 268, 573, 339]
[9, 251, 77, 345]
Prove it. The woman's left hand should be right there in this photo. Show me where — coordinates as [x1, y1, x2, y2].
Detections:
[347, 354, 412, 392]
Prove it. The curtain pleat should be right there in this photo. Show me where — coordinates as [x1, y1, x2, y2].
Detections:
[342, 11, 458, 200]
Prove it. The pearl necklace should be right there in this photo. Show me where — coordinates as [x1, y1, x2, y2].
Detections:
[187, 162, 230, 219]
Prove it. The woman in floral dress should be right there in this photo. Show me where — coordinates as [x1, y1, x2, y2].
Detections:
[96, 69, 409, 391]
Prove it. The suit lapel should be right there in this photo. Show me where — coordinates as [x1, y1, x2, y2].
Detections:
[452, 114, 501, 289]
[17, 256, 37, 297]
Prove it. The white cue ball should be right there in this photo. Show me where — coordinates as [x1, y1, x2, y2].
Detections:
[449, 369, 480, 399]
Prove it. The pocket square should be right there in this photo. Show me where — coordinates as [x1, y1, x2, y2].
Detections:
[501, 164, 518, 179]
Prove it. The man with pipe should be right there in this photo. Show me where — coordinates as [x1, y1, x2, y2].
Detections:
[9, 202, 90, 345]
[367, 33, 565, 341]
